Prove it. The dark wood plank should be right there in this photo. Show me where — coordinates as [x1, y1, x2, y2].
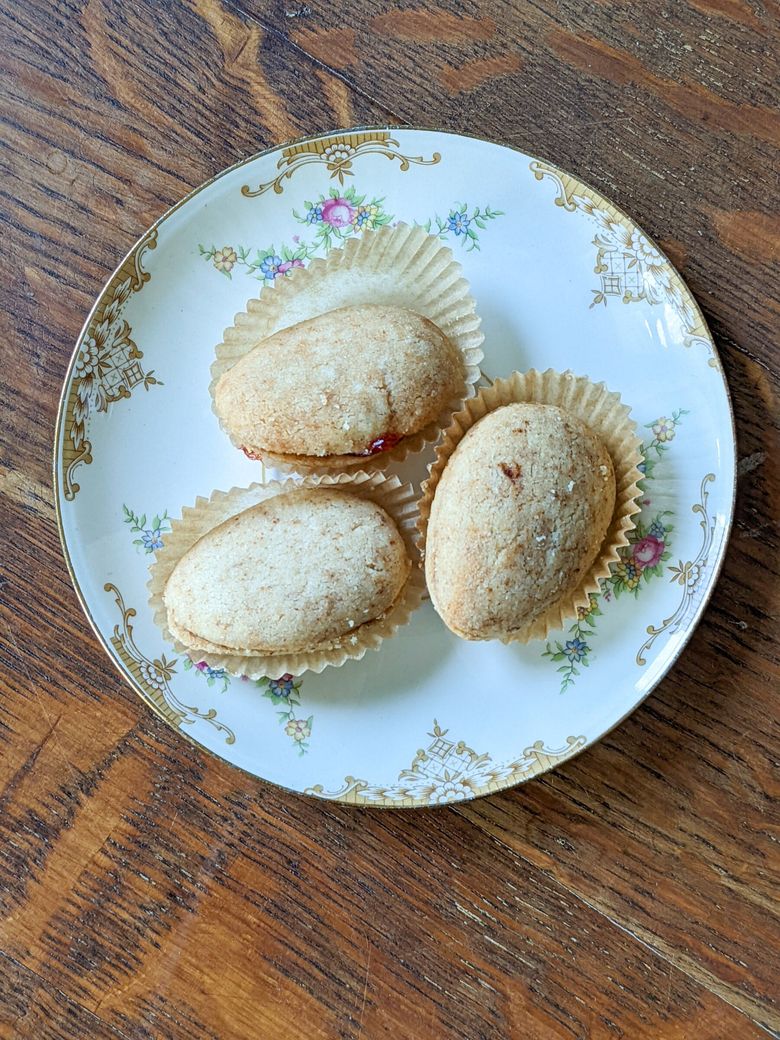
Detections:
[0, 683, 771, 1039]
[0, 953, 128, 1040]
[1, 0, 778, 1037]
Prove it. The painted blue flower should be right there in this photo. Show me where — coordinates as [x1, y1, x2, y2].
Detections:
[192, 661, 229, 688]
[259, 254, 283, 278]
[563, 637, 588, 663]
[142, 528, 164, 551]
[195, 662, 226, 681]
[305, 205, 323, 224]
[637, 460, 647, 474]
[268, 673, 296, 699]
[446, 212, 470, 235]
[649, 518, 666, 540]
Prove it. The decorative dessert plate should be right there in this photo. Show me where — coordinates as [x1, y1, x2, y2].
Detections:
[54, 128, 735, 807]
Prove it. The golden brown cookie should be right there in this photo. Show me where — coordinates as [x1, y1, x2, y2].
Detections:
[163, 487, 411, 656]
[214, 305, 465, 466]
[425, 403, 616, 641]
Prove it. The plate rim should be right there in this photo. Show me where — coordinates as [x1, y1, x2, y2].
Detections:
[53, 124, 738, 808]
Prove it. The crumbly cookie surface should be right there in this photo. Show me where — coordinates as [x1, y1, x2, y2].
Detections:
[426, 403, 615, 640]
[214, 305, 465, 459]
[164, 489, 411, 654]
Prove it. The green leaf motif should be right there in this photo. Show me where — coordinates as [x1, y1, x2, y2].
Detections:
[199, 192, 505, 282]
[123, 503, 171, 554]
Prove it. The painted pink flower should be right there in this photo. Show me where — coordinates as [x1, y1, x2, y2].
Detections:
[320, 197, 355, 228]
[632, 535, 664, 568]
[277, 259, 304, 275]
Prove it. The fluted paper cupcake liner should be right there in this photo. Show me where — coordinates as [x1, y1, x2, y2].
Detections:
[209, 223, 484, 473]
[148, 471, 425, 678]
[417, 369, 643, 643]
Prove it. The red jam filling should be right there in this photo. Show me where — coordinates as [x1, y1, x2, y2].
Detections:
[241, 435, 402, 461]
[350, 432, 404, 457]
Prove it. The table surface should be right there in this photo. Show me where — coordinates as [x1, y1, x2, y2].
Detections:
[2, 1, 778, 1037]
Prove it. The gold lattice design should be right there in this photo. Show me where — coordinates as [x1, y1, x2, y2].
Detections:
[305, 721, 587, 807]
[530, 161, 717, 368]
[241, 130, 441, 197]
[61, 230, 161, 500]
[105, 583, 235, 743]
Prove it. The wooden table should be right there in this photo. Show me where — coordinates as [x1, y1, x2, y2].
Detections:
[2, 2, 778, 1037]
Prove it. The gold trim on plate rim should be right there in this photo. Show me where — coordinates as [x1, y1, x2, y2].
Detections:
[240, 128, 441, 197]
[53, 126, 737, 809]
[306, 722, 588, 807]
[530, 161, 716, 367]
[61, 228, 161, 500]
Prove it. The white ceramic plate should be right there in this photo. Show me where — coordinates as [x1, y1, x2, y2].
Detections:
[55, 128, 735, 807]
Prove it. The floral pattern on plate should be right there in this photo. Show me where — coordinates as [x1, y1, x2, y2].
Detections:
[542, 410, 686, 692]
[123, 504, 171, 553]
[257, 674, 312, 755]
[423, 203, 503, 251]
[199, 240, 314, 283]
[182, 657, 231, 695]
[295, 185, 393, 248]
[198, 189, 505, 282]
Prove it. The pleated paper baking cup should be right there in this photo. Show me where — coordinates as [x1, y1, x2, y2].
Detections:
[417, 369, 643, 643]
[209, 223, 484, 473]
[148, 471, 425, 679]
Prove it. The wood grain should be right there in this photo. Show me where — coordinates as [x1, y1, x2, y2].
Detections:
[1, 0, 778, 1037]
